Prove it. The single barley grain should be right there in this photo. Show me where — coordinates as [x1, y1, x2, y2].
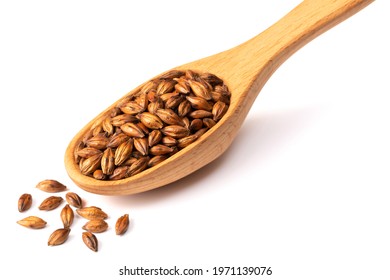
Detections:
[18, 193, 32, 212]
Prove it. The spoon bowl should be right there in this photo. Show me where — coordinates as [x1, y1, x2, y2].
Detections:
[65, 0, 374, 195]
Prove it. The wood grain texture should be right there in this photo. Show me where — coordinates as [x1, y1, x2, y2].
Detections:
[64, 0, 374, 195]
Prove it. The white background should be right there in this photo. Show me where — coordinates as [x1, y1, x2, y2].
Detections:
[1, 0, 389, 279]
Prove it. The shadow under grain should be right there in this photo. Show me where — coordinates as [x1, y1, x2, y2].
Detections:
[107, 104, 327, 207]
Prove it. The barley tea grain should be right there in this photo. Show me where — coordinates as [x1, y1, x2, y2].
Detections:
[76, 70, 231, 180]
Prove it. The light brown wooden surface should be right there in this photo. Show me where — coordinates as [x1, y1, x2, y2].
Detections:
[64, 0, 374, 195]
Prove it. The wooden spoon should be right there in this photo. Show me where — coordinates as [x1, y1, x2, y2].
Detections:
[64, 0, 374, 195]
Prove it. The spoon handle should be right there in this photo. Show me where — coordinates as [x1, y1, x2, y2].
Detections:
[219, 0, 374, 98]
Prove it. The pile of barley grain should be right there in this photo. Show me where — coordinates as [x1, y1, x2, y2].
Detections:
[75, 70, 231, 180]
[17, 180, 129, 252]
